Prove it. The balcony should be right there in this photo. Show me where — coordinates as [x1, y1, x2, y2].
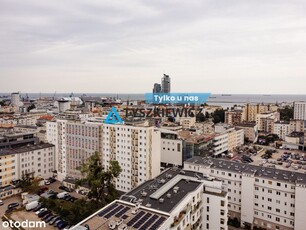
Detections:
[170, 210, 186, 228]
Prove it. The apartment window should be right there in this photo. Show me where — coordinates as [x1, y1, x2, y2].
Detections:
[277, 182, 281, 187]
[276, 208, 280, 213]
[276, 217, 280, 222]
[207, 198, 209, 203]
[268, 198, 272, 202]
[268, 189, 272, 194]
[221, 201, 225, 207]
[276, 191, 281, 195]
[268, 180, 272, 185]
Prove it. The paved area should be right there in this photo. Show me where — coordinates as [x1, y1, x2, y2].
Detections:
[47, 181, 84, 199]
[11, 210, 57, 230]
[0, 195, 22, 229]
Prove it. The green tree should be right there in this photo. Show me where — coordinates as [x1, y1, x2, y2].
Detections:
[19, 172, 40, 194]
[278, 105, 293, 121]
[27, 103, 36, 112]
[212, 109, 226, 123]
[196, 112, 205, 122]
[78, 152, 122, 205]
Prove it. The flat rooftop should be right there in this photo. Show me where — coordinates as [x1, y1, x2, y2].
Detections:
[0, 143, 54, 156]
[186, 156, 306, 185]
[75, 200, 169, 230]
[122, 168, 205, 213]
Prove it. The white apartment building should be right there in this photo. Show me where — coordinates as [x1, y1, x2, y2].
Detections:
[47, 119, 67, 181]
[274, 121, 291, 140]
[294, 102, 306, 120]
[47, 119, 102, 180]
[66, 121, 102, 178]
[73, 167, 228, 230]
[184, 157, 306, 230]
[11, 92, 21, 107]
[102, 123, 161, 192]
[15, 143, 55, 179]
[160, 129, 183, 167]
[0, 143, 55, 187]
[213, 124, 244, 155]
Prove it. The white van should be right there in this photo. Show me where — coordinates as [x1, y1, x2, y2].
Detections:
[57, 191, 69, 199]
[26, 201, 39, 211]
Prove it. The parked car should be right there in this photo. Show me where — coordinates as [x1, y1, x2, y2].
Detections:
[33, 203, 44, 212]
[36, 208, 47, 215]
[42, 213, 53, 221]
[57, 221, 68, 229]
[48, 177, 56, 183]
[44, 180, 51, 185]
[49, 216, 61, 225]
[59, 185, 73, 192]
[38, 210, 51, 218]
[8, 203, 19, 209]
[5, 207, 16, 213]
[0, 200, 4, 206]
[57, 192, 69, 199]
[44, 215, 55, 223]
[63, 195, 72, 201]
[53, 219, 62, 226]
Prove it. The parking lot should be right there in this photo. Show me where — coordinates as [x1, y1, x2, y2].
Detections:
[11, 210, 57, 230]
[46, 181, 84, 199]
[0, 180, 87, 229]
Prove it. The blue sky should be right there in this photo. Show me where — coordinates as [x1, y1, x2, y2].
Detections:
[1, 0, 306, 94]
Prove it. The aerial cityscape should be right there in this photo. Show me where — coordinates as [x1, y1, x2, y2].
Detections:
[1, 1, 306, 230]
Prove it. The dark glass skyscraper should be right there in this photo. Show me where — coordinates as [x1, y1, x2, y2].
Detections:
[161, 74, 171, 93]
[153, 83, 161, 93]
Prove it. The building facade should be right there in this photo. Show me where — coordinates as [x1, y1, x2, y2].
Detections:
[102, 123, 161, 192]
[161, 74, 171, 93]
[184, 157, 306, 230]
[293, 102, 306, 120]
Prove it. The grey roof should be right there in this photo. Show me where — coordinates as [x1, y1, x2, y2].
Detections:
[185, 156, 306, 185]
[0, 143, 54, 156]
[122, 168, 204, 213]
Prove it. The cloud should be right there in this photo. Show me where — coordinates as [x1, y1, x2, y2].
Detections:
[0, 0, 306, 93]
